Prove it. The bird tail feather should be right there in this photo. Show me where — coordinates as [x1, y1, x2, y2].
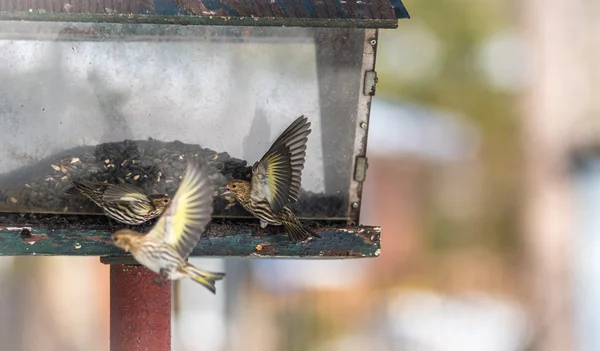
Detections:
[283, 220, 321, 242]
[185, 264, 225, 294]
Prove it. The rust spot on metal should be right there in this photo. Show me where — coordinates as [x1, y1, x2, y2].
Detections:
[321, 249, 362, 257]
[23, 234, 49, 244]
[355, 227, 380, 245]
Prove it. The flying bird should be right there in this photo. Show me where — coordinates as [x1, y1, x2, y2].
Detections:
[111, 158, 225, 293]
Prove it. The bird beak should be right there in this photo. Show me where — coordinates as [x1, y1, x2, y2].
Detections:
[221, 186, 231, 195]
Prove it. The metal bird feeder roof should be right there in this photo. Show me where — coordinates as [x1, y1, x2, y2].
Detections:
[0, 0, 409, 28]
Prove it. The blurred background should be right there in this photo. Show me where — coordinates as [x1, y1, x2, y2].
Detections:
[2, 0, 600, 350]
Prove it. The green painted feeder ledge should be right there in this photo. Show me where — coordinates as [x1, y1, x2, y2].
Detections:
[0, 0, 409, 259]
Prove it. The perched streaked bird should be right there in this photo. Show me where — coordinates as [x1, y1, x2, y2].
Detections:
[111, 158, 225, 293]
[66, 181, 170, 225]
[223, 115, 320, 242]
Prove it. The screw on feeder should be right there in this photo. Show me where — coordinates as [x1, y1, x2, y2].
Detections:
[360, 122, 368, 129]
[352, 202, 359, 209]
[369, 39, 377, 46]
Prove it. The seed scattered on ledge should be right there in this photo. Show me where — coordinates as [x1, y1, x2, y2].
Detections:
[133, 175, 140, 181]
[51, 164, 61, 171]
[74, 243, 81, 249]
[70, 157, 80, 164]
[256, 244, 263, 251]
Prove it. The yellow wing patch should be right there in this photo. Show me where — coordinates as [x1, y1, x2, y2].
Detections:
[264, 153, 291, 203]
[250, 116, 311, 212]
[148, 158, 213, 259]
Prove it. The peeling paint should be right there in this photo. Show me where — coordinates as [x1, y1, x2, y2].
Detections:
[0, 214, 381, 258]
[22, 234, 49, 245]
[5, 227, 31, 231]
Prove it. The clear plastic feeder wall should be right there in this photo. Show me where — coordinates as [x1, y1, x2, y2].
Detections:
[0, 23, 375, 222]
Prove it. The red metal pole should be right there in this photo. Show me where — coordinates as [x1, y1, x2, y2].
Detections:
[110, 264, 171, 351]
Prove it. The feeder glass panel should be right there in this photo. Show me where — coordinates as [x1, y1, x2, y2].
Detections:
[0, 22, 366, 221]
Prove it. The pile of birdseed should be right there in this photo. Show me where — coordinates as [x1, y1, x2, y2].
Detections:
[0, 139, 348, 219]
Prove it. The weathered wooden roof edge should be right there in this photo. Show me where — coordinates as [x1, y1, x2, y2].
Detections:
[0, 0, 409, 28]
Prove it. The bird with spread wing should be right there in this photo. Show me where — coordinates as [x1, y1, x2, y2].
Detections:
[111, 158, 225, 293]
[223, 115, 320, 242]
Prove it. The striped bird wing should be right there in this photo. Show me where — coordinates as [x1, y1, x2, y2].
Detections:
[65, 181, 110, 205]
[147, 158, 214, 259]
[101, 201, 153, 224]
[102, 183, 152, 205]
[250, 115, 311, 212]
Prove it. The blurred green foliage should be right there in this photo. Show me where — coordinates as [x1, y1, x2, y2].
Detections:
[378, 0, 522, 254]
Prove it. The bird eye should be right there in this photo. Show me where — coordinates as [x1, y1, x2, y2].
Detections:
[164, 199, 169, 204]
[232, 185, 237, 189]
[112, 237, 118, 242]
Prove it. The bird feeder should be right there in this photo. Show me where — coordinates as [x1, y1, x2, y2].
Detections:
[0, 1, 409, 350]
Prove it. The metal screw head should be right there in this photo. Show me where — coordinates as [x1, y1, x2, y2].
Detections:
[360, 122, 368, 129]
[369, 39, 377, 46]
[352, 202, 359, 209]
